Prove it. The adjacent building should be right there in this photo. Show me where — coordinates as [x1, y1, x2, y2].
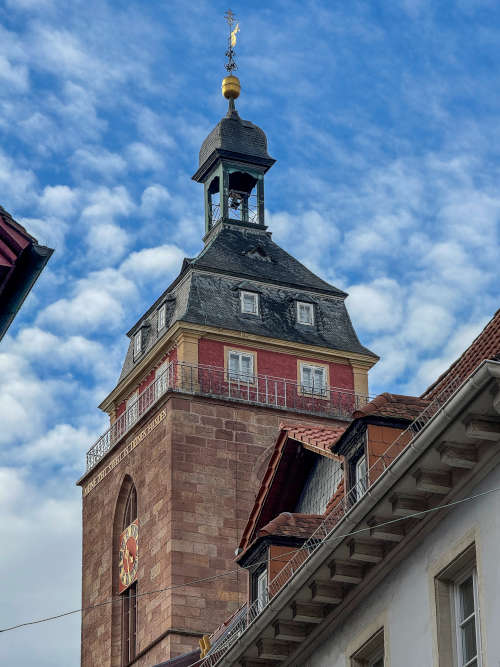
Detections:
[0, 205, 53, 341]
[199, 310, 500, 667]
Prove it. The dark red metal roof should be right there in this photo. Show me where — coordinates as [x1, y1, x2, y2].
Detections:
[0, 205, 53, 340]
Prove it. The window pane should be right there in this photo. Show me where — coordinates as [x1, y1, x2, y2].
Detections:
[313, 368, 325, 388]
[459, 576, 475, 620]
[302, 366, 312, 387]
[242, 293, 257, 313]
[229, 353, 240, 376]
[461, 617, 477, 662]
[298, 303, 312, 324]
[241, 355, 253, 378]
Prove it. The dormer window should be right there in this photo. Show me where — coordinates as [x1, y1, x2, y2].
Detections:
[297, 301, 314, 325]
[241, 290, 259, 315]
[157, 304, 166, 331]
[133, 330, 142, 359]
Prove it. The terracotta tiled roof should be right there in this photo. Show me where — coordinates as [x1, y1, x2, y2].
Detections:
[422, 309, 500, 400]
[257, 512, 324, 540]
[280, 422, 346, 454]
[353, 393, 430, 421]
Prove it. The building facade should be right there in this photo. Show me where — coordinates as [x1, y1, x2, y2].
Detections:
[77, 78, 377, 666]
[199, 311, 500, 667]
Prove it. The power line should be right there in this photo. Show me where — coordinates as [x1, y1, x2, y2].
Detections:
[2, 484, 500, 635]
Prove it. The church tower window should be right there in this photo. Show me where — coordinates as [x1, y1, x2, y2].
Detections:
[297, 301, 314, 325]
[133, 330, 142, 359]
[120, 484, 138, 666]
[240, 290, 259, 315]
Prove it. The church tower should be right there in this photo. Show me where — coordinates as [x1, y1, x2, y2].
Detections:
[78, 27, 377, 667]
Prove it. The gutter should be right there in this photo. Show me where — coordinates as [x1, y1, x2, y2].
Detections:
[219, 359, 500, 665]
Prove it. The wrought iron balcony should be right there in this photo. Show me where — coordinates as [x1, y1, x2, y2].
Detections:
[85, 361, 370, 473]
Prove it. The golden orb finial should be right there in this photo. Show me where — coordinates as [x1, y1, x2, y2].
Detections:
[222, 75, 240, 99]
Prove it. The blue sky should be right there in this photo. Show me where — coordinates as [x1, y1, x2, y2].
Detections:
[0, 0, 499, 664]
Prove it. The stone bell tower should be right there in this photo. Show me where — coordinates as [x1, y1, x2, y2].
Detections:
[77, 34, 377, 667]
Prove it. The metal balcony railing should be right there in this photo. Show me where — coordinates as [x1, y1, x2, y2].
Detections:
[85, 361, 371, 472]
[200, 374, 463, 666]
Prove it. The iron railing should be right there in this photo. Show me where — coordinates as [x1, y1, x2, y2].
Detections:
[200, 374, 463, 666]
[85, 361, 371, 472]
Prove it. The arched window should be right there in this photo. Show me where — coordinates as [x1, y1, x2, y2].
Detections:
[121, 484, 137, 665]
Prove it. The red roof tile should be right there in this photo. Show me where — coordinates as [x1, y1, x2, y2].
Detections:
[353, 393, 430, 421]
[257, 512, 324, 540]
[280, 422, 346, 453]
[422, 309, 500, 399]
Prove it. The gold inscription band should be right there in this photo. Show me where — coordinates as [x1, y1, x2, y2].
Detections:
[83, 409, 167, 497]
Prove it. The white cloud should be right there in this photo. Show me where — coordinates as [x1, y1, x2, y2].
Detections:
[0, 467, 81, 667]
[37, 268, 137, 333]
[126, 142, 164, 171]
[86, 222, 130, 264]
[140, 184, 172, 216]
[120, 244, 185, 282]
[0, 55, 29, 91]
[346, 278, 403, 334]
[39, 185, 78, 218]
[0, 149, 37, 206]
[71, 146, 127, 178]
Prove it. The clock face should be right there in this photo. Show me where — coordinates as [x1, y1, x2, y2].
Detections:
[118, 519, 139, 593]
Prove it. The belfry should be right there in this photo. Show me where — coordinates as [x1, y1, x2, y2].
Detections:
[78, 17, 377, 667]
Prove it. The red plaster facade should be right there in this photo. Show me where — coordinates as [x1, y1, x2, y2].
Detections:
[198, 337, 355, 390]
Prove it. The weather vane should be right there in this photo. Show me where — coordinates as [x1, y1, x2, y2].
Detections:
[224, 9, 240, 73]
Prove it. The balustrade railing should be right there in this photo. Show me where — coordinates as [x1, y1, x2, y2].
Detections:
[85, 361, 370, 472]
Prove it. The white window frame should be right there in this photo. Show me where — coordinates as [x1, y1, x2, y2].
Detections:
[133, 330, 142, 359]
[126, 391, 139, 428]
[299, 362, 327, 396]
[157, 303, 166, 331]
[297, 301, 314, 325]
[355, 454, 368, 498]
[454, 567, 481, 667]
[240, 290, 259, 315]
[227, 350, 255, 383]
[155, 361, 170, 398]
[256, 568, 268, 613]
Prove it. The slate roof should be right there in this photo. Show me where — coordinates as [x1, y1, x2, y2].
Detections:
[118, 225, 377, 382]
[422, 308, 500, 400]
[0, 205, 53, 341]
[352, 393, 430, 421]
[198, 103, 273, 170]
